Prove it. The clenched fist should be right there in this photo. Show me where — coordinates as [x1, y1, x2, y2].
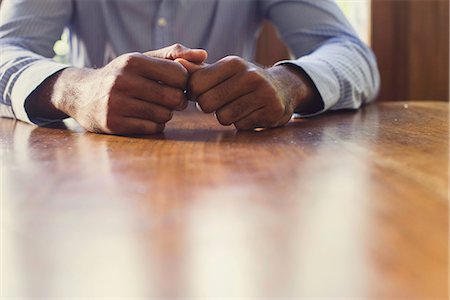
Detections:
[178, 56, 322, 130]
[27, 44, 208, 135]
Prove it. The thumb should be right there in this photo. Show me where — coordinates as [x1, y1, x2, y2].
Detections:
[145, 43, 208, 64]
[175, 58, 207, 74]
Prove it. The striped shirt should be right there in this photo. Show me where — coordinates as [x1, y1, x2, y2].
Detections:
[0, 0, 380, 124]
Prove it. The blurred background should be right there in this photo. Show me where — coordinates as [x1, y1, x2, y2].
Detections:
[257, 0, 449, 102]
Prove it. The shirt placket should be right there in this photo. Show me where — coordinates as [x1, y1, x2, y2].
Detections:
[154, 1, 173, 48]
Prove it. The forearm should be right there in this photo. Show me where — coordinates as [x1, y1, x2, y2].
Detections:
[25, 69, 69, 121]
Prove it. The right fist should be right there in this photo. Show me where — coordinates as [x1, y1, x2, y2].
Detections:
[71, 44, 207, 135]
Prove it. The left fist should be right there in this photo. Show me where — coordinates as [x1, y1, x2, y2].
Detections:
[178, 56, 302, 130]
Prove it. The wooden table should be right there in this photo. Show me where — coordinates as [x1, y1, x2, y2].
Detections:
[0, 101, 448, 299]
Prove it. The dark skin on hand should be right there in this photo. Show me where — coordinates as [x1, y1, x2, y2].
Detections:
[178, 56, 322, 131]
[26, 43, 322, 136]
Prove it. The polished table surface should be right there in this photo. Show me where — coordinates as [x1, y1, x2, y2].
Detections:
[0, 101, 448, 299]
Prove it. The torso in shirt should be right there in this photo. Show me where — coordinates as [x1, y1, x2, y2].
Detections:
[68, 0, 263, 68]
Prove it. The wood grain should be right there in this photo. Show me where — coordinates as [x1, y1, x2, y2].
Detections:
[0, 101, 448, 298]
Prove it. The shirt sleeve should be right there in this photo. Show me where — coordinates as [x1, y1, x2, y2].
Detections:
[0, 0, 73, 125]
[259, 0, 380, 116]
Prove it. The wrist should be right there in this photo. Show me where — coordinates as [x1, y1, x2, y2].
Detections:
[25, 67, 95, 122]
[268, 64, 323, 115]
[51, 67, 96, 119]
[25, 69, 69, 121]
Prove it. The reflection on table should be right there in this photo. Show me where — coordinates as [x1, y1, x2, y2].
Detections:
[1, 101, 448, 298]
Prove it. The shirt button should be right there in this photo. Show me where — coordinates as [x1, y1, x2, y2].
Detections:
[157, 17, 168, 27]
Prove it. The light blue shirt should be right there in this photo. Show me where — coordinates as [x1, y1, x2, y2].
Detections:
[0, 0, 380, 124]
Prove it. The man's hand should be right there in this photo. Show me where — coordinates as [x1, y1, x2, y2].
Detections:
[178, 56, 322, 130]
[69, 52, 189, 135]
[27, 44, 207, 135]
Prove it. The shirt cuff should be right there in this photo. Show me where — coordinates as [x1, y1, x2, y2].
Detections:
[274, 56, 340, 118]
[11, 60, 70, 125]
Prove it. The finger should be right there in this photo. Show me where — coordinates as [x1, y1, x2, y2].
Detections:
[196, 71, 256, 113]
[107, 117, 165, 136]
[123, 118, 165, 135]
[233, 108, 267, 131]
[121, 97, 174, 124]
[119, 74, 187, 110]
[215, 92, 265, 126]
[188, 56, 247, 98]
[233, 106, 289, 131]
[175, 58, 206, 74]
[176, 49, 208, 64]
[144, 43, 208, 64]
[175, 58, 208, 102]
[135, 55, 188, 89]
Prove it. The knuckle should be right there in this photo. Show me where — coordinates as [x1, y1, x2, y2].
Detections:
[197, 97, 214, 113]
[105, 116, 123, 134]
[169, 89, 186, 108]
[188, 74, 201, 97]
[153, 84, 182, 108]
[143, 122, 165, 134]
[169, 64, 188, 89]
[145, 105, 172, 123]
[216, 111, 232, 126]
[155, 123, 166, 133]
[160, 110, 174, 123]
[151, 106, 173, 123]
[143, 123, 159, 134]
[172, 43, 184, 52]
[111, 73, 130, 92]
[224, 55, 245, 67]
[117, 52, 141, 71]
[177, 69, 189, 87]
